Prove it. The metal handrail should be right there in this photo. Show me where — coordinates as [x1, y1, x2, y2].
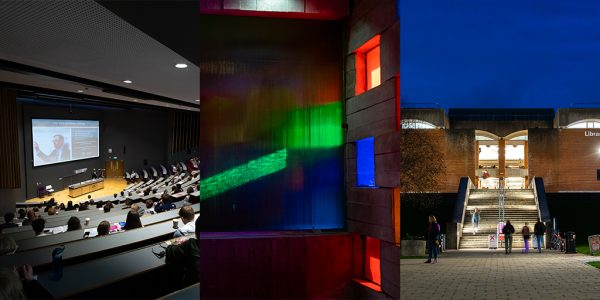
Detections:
[529, 177, 543, 222]
[457, 177, 475, 248]
[498, 178, 505, 223]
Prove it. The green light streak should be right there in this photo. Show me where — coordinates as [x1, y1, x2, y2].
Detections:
[200, 149, 288, 200]
[285, 102, 343, 149]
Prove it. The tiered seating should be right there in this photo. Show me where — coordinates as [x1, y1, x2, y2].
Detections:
[0, 157, 201, 298]
[0, 205, 199, 268]
[159, 283, 200, 300]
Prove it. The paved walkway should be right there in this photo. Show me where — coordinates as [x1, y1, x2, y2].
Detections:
[401, 249, 600, 299]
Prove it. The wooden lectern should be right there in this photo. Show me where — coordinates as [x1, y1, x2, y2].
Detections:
[105, 160, 124, 178]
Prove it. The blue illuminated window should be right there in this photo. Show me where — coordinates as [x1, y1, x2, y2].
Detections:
[356, 137, 375, 187]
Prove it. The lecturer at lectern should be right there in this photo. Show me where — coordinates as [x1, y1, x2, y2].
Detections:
[34, 134, 71, 163]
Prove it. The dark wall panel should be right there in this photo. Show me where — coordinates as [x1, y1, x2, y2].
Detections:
[199, 234, 352, 299]
[199, 16, 345, 230]
[0, 89, 20, 188]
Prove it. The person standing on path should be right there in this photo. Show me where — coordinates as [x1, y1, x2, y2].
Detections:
[425, 215, 441, 264]
[534, 219, 546, 253]
[502, 220, 515, 254]
[472, 208, 480, 235]
[522, 222, 531, 253]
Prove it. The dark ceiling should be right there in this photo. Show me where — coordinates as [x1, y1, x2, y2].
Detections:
[96, 0, 200, 67]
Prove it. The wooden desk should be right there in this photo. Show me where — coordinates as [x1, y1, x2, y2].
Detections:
[68, 179, 104, 197]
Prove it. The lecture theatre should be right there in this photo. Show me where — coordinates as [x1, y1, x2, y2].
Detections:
[400, 108, 600, 250]
[0, 0, 401, 299]
[0, 2, 201, 299]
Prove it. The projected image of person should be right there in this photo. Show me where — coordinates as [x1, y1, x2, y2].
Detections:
[33, 134, 71, 163]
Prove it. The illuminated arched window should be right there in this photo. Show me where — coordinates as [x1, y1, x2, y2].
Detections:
[566, 119, 600, 129]
[401, 119, 436, 129]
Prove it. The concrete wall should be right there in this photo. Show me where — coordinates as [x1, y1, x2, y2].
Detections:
[558, 108, 600, 127]
[344, 0, 399, 298]
[451, 120, 552, 138]
[401, 108, 447, 128]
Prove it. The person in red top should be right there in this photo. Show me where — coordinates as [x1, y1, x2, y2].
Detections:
[425, 215, 441, 264]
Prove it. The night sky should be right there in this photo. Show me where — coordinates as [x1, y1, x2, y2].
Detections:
[400, 0, 600, 109]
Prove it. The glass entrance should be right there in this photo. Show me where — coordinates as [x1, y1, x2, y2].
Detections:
[475, 131, 528, 189]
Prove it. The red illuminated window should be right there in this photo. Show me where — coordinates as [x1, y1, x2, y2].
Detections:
[352, 234, 382, 291]
[365, 236, 381, 285]
[354, 35, 381, 95]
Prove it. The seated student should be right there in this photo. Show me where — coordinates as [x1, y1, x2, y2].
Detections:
[0, 236, 18, 256]
[17, 209, 26, 220]
[165, 217, 200, 287]
[0, 267, 26, 299]
[123, 210, 143, 230]
[15, 264, 53, 299]
[182, 187, 195, 205]
[144, 200, 156, 215]
[47, 207, 57, 216]
[155, 194, 176, 213]
[21, 210, 37, 226]
[47, 197, 57, 207]
[0, 213, 19, 231]
[43, 204, 51, 213]
[67, 216, 82, 231]
[97, 221, 110, 237]
[131, 203, 145, 217]
[65, 201, 75, 211]
[73, 204, 80, 211]
[32, 218, 48, 237]
[58, 203, 66, 211]
[103, 204, 111, 213]
[78, 202, 89, 211]
[113, 193, 119, 202]
[174, 206, 195, 237]
[123, 198, 133, 209]
[96, 200, 104, 209]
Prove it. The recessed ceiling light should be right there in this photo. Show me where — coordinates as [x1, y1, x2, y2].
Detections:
[175, 63, 188, 69]
[134, 100, 138, 102]
[123, 80, 133, 84]
[77, 90, 84, 93]
[195, 99, 199, 102]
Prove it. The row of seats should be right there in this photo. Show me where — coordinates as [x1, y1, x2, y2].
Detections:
[1, 157, 202, 298]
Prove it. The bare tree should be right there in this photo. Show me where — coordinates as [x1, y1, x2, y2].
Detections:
[399, 124, 446, 207]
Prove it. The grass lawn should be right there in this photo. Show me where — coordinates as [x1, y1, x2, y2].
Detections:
[576, 244, 599, 256]
[587, 261, 600, 269]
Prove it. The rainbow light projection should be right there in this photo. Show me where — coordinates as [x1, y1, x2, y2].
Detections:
[199, 15, 344, 230]
[200, 149, 288, 199]
[200, 101, 342, 200]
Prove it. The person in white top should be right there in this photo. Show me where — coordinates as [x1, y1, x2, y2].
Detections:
[174, 206, 195, 237]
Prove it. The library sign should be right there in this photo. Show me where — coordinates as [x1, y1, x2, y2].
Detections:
[585, 131, 600, 137]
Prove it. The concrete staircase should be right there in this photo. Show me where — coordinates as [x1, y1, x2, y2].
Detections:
[459, 189, 541, 249]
